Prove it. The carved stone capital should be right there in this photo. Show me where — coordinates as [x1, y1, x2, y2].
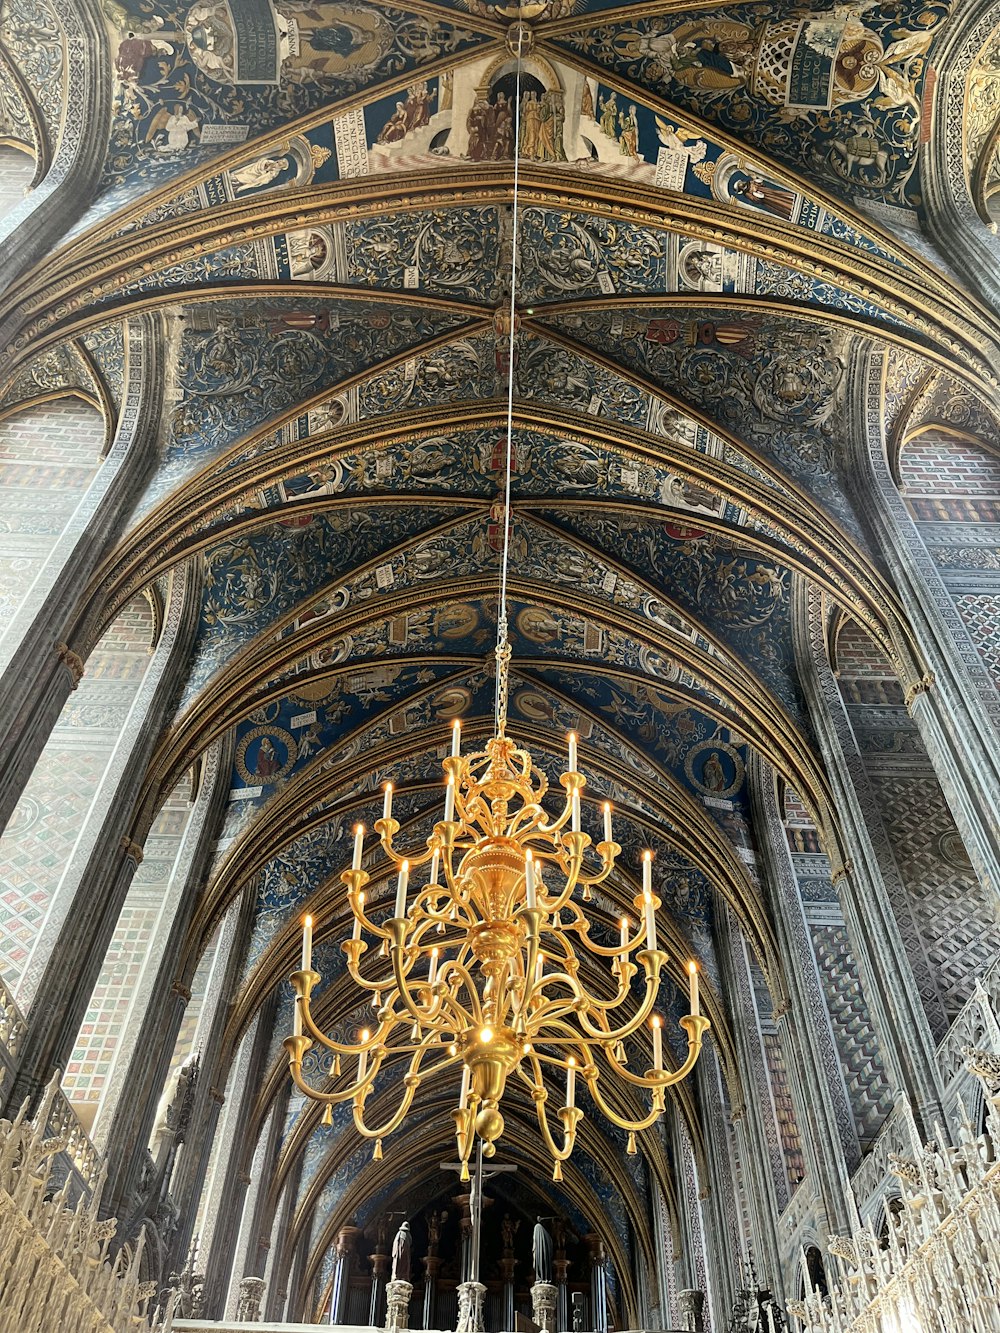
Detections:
[830, 858, 854, 886]
[55, 641, 85, 688]
[904, 672, 935, 712]
[209, 1086, 226, 1104]
[119, 836, 144, 865]
[772, 998, 792, 1020]
[171, 980, 192, 1003]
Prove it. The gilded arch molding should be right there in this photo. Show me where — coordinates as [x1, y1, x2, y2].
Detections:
[9, 170, 997, 387]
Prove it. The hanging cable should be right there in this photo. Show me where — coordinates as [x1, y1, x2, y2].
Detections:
[495, 24, 524, 732]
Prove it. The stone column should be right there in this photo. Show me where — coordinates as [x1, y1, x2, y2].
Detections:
[794, 577, 947, 1138]
[846, 344, 1000, 899]
[531, 1281, 558, 1333]
[456, 1279, 486, 1333]
[554, 1254, 569, 1333]
[95, 736, 231, 1215]
[749, 754, 858, 1234]
[264, 1154, 303, 1322]
[678, 1289, 705, 1332]
[224, 1104, 278, 1319]
[385, 1278, 413, 1332]
[202, 994, 278, 1318]
[370, 1248, 390, 1327]
[0, 315, 164, 834]
[167, 882, 259, 1275]
[715, 903, 787, 1285]
[2, 558, 199, 1117]
[584, 1236, 608, 1333]
[331, 1227, 361, 1325]
[422, 1253, 441, 1332]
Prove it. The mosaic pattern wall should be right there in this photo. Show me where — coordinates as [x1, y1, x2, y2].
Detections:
[834, 618, 1000, 1040]
[899, 430, 1000, 694]
[63, 780, 196, 1126]
[0, 397, 105, 636]
[0, 593, 154, 992]
[0, 146, 34, 222]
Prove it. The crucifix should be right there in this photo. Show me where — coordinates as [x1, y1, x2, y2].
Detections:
[441, 1144, 518, 1285]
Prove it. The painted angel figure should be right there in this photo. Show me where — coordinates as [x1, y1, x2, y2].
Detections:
[655, 116, 708, 163]
[148, 105, 200, 152]
[230, 156, 290, 193]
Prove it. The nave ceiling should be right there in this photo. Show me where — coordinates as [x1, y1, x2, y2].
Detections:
[3, 0, 1000, 1309]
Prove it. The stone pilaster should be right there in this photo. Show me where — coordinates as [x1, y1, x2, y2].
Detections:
[168, 882, 258, 1274]
[749, 753, 858, 1234]
[263, 1151, 303, 1322]
[223, 1103, 278, 1319]
[202, 993, 278, 1318]
[95, 736, 231, 1216]
[794, 576, 947, 1138]
[0, 315, 165, 834]
[0, 559, 199, 1119]
[845, 344, 1000, 901]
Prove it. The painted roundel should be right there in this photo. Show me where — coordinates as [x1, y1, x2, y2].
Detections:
[684, 739, 745, 799]
[236, 726, 299, 785]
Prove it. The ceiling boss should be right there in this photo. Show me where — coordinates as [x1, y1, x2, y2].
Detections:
[283, 16, 709, 1181]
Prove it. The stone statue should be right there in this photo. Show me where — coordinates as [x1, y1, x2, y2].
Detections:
[501, 1212, 519, 1252]
[533, 1217, 553, 1282]
[391, 1220, 412, 1282]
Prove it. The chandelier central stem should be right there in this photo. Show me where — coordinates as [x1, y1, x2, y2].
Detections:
[496, 22, 524, 734]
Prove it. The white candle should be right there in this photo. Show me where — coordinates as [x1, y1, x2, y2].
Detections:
[383, 783, 393, 821]
[352, 823, 364, 870]
[293, 996, 302, 1037]
[301, 915, 313, 972]
[567, 731, 577, 772]
[444, 774, 455, 821]
[534, 953, 543, 983]
[566, 1056, 576, 1108]
[643, 892, 657, 952]
[352, 891, 364, 941]
[571, 789, 580, 833]
[429, 848, 440, 887]
[525, 849, 537, 909]
[395, 861, 409, 918]
[451, 718, 462, 756]
[652, 1016, 663, 1070]
[459, 1063, 470, 1108]
[688, 960, 700, 1017]
[620, 916, 629, 950]
[358, 1029, 370, 1080]
[642, 849, 652, 894]
[429, 947, 439, 987]
[603, 802, 612, 844]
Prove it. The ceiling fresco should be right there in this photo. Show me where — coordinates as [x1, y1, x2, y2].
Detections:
[11, 0, 1000, 1296]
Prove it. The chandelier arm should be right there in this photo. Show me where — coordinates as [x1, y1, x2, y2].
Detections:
[525, 1056, 583, 1165]
[438, 959, 485, 1025]
[284, 1037, 379, 1105]
[351, 1036, 446, 1140]
[299, 995, 398, 1056]
[570, 957, 666, 1044]
[585, 1074, 665, 1132]
[374, 817, 438, 872]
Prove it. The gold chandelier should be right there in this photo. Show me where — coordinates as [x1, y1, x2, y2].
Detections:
[283, 26, 709, 1180]
[284, 645, 710, 1180]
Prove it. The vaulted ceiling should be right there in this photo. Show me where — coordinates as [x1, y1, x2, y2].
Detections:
[5, 0, 1000, 1314]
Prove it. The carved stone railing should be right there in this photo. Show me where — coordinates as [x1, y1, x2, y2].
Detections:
[849, 963, 1000, 1214]
[0, 979, 25, 1079]
[0, 1070, 174, 1331]
[0, 980, 101, 1197]
[790, 1052, 1000, 1333]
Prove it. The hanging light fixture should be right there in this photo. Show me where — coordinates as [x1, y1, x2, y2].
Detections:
[283, 30, 710, 1181]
